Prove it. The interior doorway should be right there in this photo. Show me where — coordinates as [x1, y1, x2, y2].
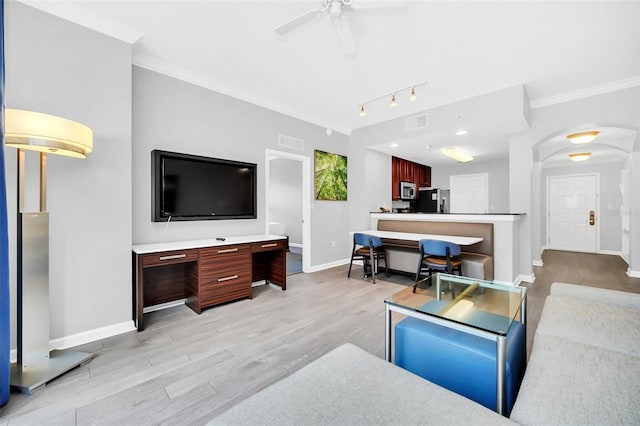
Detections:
[265, 149, 311, 273]
[546, 174, 599, 252]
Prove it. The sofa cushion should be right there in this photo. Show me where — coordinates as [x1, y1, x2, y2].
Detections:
[509, 334, 640, 426]
[536, 294, 640, 357]
[550, 282, 640, 310]
[211, 343, 516, 425]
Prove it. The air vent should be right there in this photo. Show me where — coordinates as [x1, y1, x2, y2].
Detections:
[278, 134, 305, 151]
[405, 113, 429, 132]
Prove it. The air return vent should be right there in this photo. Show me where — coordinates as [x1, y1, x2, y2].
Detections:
[405, 113, 429, 132]
[278, 134, 305, 151]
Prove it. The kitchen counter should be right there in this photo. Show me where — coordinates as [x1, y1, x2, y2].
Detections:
[369, 213, 526, 285]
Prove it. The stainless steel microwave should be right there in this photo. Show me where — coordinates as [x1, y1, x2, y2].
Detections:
[400, 181, 417, 200]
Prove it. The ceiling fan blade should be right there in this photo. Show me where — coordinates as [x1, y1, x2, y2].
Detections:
[335, 18, 356, 57]
[275, 7, 326, 35]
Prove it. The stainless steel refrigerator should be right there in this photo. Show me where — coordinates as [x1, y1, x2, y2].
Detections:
[412, 189, 450, 213]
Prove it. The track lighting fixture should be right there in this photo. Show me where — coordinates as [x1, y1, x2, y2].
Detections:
[358, 80, 427, 116]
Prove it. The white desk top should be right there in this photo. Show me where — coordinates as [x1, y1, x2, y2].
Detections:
[356, 230, 482, 246]
[132, 234, 286, 254]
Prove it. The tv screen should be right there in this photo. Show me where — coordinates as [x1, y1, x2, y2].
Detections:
[152, 150, 257, 221]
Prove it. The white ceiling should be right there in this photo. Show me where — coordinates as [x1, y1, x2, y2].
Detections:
[21, 0, 640, 165]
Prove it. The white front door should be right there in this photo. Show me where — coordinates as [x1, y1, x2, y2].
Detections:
[547, 174, 598, 252]
[450, 173, 488, 213]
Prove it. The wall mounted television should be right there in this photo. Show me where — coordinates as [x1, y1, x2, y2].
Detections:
[152, 150, 257, 221]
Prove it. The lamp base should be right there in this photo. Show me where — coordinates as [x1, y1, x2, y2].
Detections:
[9, 350, 93, 394]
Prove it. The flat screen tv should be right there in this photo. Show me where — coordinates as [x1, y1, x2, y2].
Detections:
[152, 150, 257, 221]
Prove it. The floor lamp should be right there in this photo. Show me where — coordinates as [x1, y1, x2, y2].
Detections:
[4, 109, 94, 393]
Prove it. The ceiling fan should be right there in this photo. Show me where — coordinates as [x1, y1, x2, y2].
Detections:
[275, 0, 407, 55]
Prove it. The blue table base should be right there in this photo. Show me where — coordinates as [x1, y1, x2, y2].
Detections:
[395, 316, 525, 415]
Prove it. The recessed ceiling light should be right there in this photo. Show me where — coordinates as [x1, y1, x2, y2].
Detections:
[456, 130, 468, 136]
[390, 143, 399, 148]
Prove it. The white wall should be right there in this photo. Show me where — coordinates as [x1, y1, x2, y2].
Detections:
[510, 86, 640, 277]
[431, 157, 510, 213]
[5, 2, 133, 346]
[269, 158, 302, 245]
[132, 67, 351, 267]
[541, 161, 624, 253]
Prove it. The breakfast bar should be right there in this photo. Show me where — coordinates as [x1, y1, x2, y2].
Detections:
[369, 213, 525, 285]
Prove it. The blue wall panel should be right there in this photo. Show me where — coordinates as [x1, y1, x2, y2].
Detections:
[0, 0, 10, 407]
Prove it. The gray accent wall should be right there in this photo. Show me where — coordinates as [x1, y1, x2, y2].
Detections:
[132, 67, 351, 267]
[5, 3, 133, 344]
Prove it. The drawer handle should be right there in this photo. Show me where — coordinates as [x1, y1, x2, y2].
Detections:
[218, 248, 239, 254]
[159, 254, 187, 261]
[261, 243, 278, 248]
[218, 274, 239, 282]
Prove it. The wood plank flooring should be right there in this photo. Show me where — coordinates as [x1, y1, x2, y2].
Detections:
[1, 250, 638, 425]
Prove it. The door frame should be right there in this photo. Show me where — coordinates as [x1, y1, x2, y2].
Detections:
[265, 149, 311, 273]
[545, 173, 600, 253]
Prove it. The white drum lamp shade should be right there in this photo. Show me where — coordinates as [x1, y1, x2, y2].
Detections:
[4, 109, 93, 158]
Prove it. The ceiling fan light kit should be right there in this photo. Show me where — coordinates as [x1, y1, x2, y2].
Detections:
[567, 130, 599, 144]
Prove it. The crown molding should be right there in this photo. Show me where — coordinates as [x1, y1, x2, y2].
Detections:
[17, 0, 144, 45]
[530, 76, 640, 109]
[133, 53, 350, 136]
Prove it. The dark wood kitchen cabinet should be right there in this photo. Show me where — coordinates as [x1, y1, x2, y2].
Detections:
[391, 156, 432, 200]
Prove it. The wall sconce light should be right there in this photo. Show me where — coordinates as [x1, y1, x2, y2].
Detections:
[358, 80, 427, 116]
[4, 109, 94, 393]
[567, 130, 599, 144]
[441, 147, 474, 163]
[569, 152, 592, 162]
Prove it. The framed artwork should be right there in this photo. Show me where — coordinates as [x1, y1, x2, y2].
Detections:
[314, 150, 347, 201]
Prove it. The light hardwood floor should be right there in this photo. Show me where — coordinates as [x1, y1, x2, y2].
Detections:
[1, 251, 638, 425]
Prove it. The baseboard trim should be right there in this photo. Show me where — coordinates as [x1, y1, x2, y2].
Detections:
[532, 259, 543, 267]
[515, 273, 535, 285]
[306, 258, 350, 273]
[10, 320, 136, 363]
[627, 269, 640, 278]
[289, 243, 303, 249]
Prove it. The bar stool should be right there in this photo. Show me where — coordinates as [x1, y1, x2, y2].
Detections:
[415, 239, 462, 282]
[348, 233, 389, 284]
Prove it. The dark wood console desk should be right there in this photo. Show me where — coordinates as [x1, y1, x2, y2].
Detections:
[132, 235, 287, 331]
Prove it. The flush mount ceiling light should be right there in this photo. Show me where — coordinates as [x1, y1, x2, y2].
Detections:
[569, 152, 592, 162]
[390, 143, 399, 148]
[567, 130, 599, 144]
[5, 109, 93, 158]
[455, 129, 468, 136]
[442, 147, 473, 163]
[358, 80, 427, 116]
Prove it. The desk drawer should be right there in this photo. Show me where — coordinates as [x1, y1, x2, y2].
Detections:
[142, 249, 198, 268]
[200, 266, 251, 289]
[200, 280, 251, 307]
[252, 239, 286, 253]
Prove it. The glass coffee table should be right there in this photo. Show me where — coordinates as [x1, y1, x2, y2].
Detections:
[384, 273, 527, 415]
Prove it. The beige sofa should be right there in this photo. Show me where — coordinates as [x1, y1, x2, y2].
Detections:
[211, 283, 640, 425]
